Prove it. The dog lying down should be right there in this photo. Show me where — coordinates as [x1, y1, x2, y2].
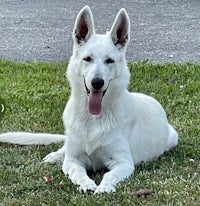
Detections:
[0, 6, 178, 194]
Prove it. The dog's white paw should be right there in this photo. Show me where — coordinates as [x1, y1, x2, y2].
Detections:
[94, 183, 116, 194]
[78, 180, 97, 194]
[43, 151, 64, 164]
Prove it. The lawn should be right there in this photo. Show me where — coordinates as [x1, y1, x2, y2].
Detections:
[0, 59, 199, 205]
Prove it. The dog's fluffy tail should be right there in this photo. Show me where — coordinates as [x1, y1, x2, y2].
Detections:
[0, 132, 66, 145]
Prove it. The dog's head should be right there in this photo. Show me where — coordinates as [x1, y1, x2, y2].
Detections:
[68, 6, 130, 115]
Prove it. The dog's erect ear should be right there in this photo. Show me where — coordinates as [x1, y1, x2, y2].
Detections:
[110, 9, 130, 49]
[73, 6, 95, 45]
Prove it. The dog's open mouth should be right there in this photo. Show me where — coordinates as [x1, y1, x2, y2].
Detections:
[84, 78, 107, 115]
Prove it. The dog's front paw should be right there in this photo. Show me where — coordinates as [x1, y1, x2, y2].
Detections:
[94, 183, 116, 194]
[43, 151, 64, 164]
[78, 180, 97, 194]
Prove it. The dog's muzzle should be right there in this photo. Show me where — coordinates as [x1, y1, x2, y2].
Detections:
[83, 77, 108, 115]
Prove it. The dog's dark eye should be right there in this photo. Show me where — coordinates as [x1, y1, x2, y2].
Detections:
[83, 56, 92, 62]
[105, 58, 114, 64]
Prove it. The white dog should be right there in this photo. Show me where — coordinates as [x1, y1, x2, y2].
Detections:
[0, 6, 178, 194]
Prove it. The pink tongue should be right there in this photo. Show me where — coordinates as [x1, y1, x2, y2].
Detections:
[88, 91, 103, 115]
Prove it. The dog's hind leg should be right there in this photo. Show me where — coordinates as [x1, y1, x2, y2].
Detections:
[43, 145, 65, 164]
[165, 124, 178, 151]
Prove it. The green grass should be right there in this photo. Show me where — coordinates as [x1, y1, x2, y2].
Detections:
[0, 59, 199, 205]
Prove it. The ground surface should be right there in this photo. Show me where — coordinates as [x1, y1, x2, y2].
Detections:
[0, 60, 199, 205]
[0, 0, 200, 63]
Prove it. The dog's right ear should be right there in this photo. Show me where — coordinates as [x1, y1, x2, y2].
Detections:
[73, 6, 95, 45]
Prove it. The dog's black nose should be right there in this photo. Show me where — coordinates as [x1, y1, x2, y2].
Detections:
[91, 78, 104, 90]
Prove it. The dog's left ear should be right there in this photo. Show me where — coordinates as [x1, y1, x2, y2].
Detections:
[110, 9, 130, 49]
[73, 6, 95, 45]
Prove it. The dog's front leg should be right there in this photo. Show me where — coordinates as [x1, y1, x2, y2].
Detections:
[95, 161, 134, 194]
[94, 142, 134, 194]
[62, 155, 97, 193]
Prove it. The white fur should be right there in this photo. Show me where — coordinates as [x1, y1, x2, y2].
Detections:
[0, 6, 178, 194]
[0, 132, 65, 145]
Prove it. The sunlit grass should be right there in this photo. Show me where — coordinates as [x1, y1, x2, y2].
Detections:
[0, 60, 199, 205]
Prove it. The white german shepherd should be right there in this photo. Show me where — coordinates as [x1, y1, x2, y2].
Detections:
[0, 6, 178, 194]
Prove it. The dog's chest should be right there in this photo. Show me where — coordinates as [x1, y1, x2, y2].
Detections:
[81, 118, 112, 155]
[79, 147, 110, 172]
[72, 113, 118, 155]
